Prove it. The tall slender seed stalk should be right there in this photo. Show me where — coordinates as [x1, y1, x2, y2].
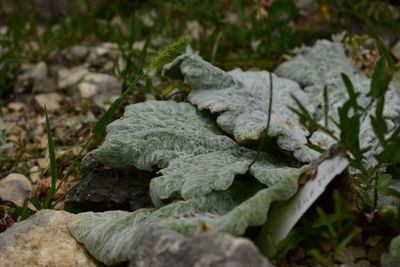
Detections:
[16, 37, 190, 219]
[92, 36, 189, 134]
[323, 85, 329, 128]
[49, 37, 189, 208]
[249, 71, 273, 169]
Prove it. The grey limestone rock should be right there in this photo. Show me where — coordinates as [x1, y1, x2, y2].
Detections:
[129, 225, 273, 267]
[66, 153, 154, 212]
[65, 167, 154, 212]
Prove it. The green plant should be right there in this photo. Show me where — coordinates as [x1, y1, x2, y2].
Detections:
[69, 99, 305, 265]
[66, 40, 368, 265]
[271, 191, 361, 265]
[290, 35, 400, 210]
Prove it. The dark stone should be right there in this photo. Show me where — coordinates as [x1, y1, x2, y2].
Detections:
[65, 153, 155, 212]
[129, 225, 274, 267]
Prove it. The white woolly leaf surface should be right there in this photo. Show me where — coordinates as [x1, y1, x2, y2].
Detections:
[69, 167, 302, 265]
[381, 235, 400, 267]
[275, 39, 356, 87]
[93, 100, 237, 170]
[151, 147, 298, 206]
[93, 100, 299, 205]
[164, 54, 319, 163]
[276, 40, 400, 169]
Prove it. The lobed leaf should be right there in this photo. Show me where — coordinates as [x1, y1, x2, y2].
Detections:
[69, 166, 303, 265]
[93, 101, 298, 205]
[276, 40, 400, 169]
[164, 54, 318, 163]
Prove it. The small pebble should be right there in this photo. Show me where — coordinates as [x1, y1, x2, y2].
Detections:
[365, 235, 382, 247]
[390, 40, 400, 61]
[34, 93, 63, 111]
[37, 158, 50, 169]
[0, 173, 32, 207]
[7, 102, 25, 112]
[354, 259, 371, 267]
[29, 166, 41, 183]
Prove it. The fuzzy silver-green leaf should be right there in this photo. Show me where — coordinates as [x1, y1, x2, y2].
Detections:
[69, 166, 302, 265]
[381, 235, 400, 267]
[93, 100, 299, 206]
[276, 40, 400, 169]
[164, 54, 318, 162]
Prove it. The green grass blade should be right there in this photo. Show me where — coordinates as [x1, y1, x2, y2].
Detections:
[54, 136, 93, 193]
[43, 106, 57, 208]
[369, 57, 392, 99]
[29, 197, 42, 210]
[333, 227, 362, 257]
[49, 174, 92, 209]
[305, 143, 324, 153]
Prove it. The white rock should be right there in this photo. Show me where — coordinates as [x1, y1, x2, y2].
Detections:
[34, 92, 63, 111]
[29, 166, 41, 183]
[0, 210, 99, 267]
[95, 46, 109, 56]
[141, 12, 155, 27]
[132, 40, 146, 51]
[0, 173, 32, 207]
[186, 21, 203, 40]
[224, 11, 240, 24]
[294, 0, 315, 10]
[58, 66, 89, 89]
[78, 82, 97, 98]
[7, 102, 25, 112]
[67, 45, 89, 62]
[78, 73, 122, 102]
[19, 61, 47, 81]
